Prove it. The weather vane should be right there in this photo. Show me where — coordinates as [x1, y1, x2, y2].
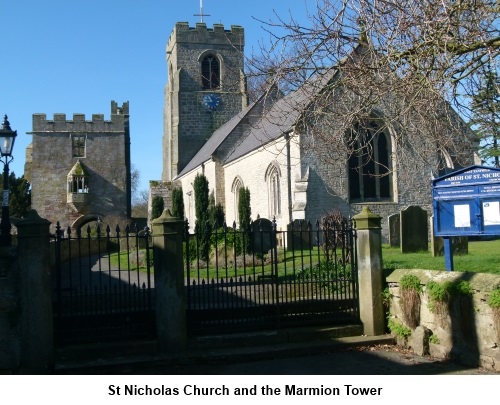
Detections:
[194, 0, 211, 23]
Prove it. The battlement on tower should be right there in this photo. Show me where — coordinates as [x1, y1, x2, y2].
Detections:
[167, 22, 244, 52]
[31, 101, 129, 133]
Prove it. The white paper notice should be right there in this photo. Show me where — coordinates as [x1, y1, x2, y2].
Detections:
[454, 204, 471, 227]
[483, 201, 500, 226]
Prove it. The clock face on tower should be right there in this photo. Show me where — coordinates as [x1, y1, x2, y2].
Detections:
[202, 93, 221, 110]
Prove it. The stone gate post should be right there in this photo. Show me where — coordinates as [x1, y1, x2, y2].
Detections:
[15, 210, 53, 373]
[151, 209, 186, 353]
[353, 207, 385, 336]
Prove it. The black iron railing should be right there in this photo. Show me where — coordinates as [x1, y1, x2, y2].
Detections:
[184, 218, 359, 334]
[52, 222, 155, 345]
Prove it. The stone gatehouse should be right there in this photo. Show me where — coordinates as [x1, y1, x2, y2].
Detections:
[25, 100, 131, 231]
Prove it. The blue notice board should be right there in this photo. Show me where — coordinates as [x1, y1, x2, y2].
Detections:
[432, 165, 500, 237]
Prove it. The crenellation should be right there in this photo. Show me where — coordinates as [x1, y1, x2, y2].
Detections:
[213, 24, 224, 32]
[30, 103, 129, 133]
[195, 22, 207, 31]
[169, 22, 245, 48]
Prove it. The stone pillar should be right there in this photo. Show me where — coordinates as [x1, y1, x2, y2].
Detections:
[15, 210, 53, 373]
[353, 206, 385, 336]
[0, 245, 19, 371]
[151, 209, 186, 352]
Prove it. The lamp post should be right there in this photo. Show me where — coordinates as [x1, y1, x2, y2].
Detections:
[0, 115, 17, 246]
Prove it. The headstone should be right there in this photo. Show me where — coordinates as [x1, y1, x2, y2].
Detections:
[286, 219, 312, 250]
[388, 214, 400, 247]
[400, 206, 428, 253]
[251, 218, 274, 254]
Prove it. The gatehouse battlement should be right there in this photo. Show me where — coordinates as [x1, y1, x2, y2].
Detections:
[32, 101, 129, 132]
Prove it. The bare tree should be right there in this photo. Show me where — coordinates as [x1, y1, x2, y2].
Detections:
[246, 0, 499, 174]
[132, 189, 149, 218]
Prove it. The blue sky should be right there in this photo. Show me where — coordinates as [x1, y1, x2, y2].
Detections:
[0, 0, 309, 194]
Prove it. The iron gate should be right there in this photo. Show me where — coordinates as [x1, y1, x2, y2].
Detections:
[185, 218, 360, 335]
[52, 223, 155, 346]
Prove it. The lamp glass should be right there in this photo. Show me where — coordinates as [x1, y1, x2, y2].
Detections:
[0, 135, 15, 156]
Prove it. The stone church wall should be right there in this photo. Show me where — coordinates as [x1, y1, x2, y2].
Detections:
[222, 135, 302, 232]
[298, 99, 477, 242]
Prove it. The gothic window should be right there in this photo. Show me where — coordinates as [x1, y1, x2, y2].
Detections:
[348, 120, 393, 202]
[266, 164, 281, 217]
[67, 160, 90, 194]
[68, 176, 89, 194]
[72, 134, 86, 158]
[201, 54, 220, 90]
[231, 177, 243, 224]
[437, 149, 455, 177]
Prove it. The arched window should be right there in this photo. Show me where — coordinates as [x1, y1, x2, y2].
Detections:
[437, 149, 455, 177]
[347, 120, 393, 202]
[201, 54, 220, 90]
[231, 177, 243, 224]
[266, 163, 281, 217]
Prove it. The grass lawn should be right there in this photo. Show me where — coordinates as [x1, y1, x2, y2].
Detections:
[106, 239, 500, 277]
[383, 239, 500, 274]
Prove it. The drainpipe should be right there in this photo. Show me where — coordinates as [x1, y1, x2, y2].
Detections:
[285, 132, 293, 224]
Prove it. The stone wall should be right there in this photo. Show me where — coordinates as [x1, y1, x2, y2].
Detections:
[386, 268, 500, 371]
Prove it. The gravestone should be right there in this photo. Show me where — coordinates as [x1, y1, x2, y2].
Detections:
[251, 218, 274, 254]
[388, 214, 400, 247]
[400, 206, 428, 253]
[286, 219, 312, 250]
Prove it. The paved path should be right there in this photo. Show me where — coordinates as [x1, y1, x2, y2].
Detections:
[56, 342, 499, 375]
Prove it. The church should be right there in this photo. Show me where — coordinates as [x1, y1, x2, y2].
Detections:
[158, 21, 478, 241]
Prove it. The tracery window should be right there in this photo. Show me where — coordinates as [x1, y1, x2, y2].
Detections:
[347, 120, 392, 202]
[266, 164, 281, 217]
[231, 177, 243, 224]
[201, 54, 220, 90]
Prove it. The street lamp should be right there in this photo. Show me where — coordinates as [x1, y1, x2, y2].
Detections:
[0, 115, 17, 246]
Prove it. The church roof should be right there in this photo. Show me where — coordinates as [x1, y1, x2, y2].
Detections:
[175, 68, 338, 179]
[175, 101, 259, 178]
[223, 69, 337, 164]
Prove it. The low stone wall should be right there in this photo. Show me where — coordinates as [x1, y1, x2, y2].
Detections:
[386, 269, 500, 371]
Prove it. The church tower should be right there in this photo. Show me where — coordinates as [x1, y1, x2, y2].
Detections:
[162, 22, 247, 181]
